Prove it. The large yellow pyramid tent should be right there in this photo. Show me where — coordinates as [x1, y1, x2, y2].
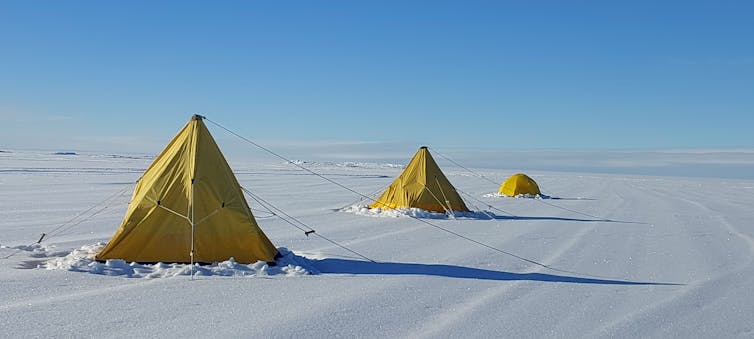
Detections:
[96, 115, 278, 264]
[370, 146, 469, 213]
[498, 173, 541, 197]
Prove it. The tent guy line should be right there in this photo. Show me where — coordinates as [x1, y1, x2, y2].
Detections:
[455, 187, 516, 218]
[205, 117, 373, 201]
[335, 182, 392, 211]
[430, 147, 500, 186]
[38, 183, 133, 244]
[216, 116, 625, 225]
[205, 116, 632, 281]
[434, 150, 637, 224]
[1, 182, 133, 260]
[368, 147, 470, 213]
[96, 115, 280, 265]
[241, 186, 375, 263]
[3, 116, 373, 270]
[4, 115, 651, 282]
[530, 198, 642, 224]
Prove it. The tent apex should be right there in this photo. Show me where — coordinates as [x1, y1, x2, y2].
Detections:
[191, 114, 205, 121]
[370, 145, 469, 212]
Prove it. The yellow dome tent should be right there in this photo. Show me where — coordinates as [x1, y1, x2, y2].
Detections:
[498, 173, 541, 197]
[96, 115, 278, 264]
[370, 146, 469, 213]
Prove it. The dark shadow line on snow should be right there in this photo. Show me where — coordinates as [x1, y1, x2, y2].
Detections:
[497, 194, 597, 201]
[547, 197, 598, 201]
[335, 208, 647, 224]
[459, 212, 648, 225]
[502, 215, 647, 225]
[311, 258, 682, 286]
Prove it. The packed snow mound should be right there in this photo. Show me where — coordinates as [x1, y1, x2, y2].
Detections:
[2, 242, 71, 258]
[7, 243, 50, 257]
[341, 204, 494, 219]
[45, 244, 313, 278]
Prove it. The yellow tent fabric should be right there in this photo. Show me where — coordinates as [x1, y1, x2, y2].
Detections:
[499, 173, 541, 197]
[370, 147, 469, 213]
[96, 115, 278, 264]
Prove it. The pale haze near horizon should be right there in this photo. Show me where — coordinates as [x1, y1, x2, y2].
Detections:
[1, 1, 752, 176]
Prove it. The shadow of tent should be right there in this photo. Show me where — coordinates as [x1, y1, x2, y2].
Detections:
[465, 213, 647, 225]
[311, 258, 681, 286]
[547, 197, 597, 201]
[501, 215, 607, 222]
[503, 215, 647, 225]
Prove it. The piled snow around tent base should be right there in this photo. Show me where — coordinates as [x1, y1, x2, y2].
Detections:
[45, 244, 313, 278]
[340, 204, 494, 219]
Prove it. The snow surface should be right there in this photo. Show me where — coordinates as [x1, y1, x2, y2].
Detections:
[2, 149, 754, 338]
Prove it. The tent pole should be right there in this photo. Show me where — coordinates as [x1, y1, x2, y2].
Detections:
[190, 178, 195, 279]
[434, 177, 455, 218]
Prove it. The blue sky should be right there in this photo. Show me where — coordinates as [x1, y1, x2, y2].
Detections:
[1, 1, 753, 154]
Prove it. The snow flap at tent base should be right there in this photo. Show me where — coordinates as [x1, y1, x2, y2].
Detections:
[96, 115, 279, 264]
[499, 173, 541, 197]
[370, 146, 469, 213]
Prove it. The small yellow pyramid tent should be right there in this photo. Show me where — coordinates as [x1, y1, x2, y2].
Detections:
[498, 173, 541, 197]
[370, 146, 469, 213]
[96, 115, 278, 264]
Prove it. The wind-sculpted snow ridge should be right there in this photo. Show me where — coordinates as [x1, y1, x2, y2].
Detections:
[340, 204, 494, 219]
[45, 245, 312, 278]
